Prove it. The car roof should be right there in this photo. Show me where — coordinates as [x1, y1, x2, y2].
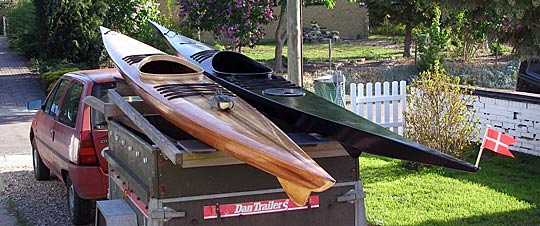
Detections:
[67, 68, 123, 84]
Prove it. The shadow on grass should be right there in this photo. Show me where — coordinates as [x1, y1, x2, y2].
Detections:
[359, 154, 420, 184]
[410, 208, 540, 226]
[444, 151, 540, 205]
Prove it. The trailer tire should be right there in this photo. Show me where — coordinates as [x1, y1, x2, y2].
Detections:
[32, 139, 50, 181]
[66, 176, 92, 225]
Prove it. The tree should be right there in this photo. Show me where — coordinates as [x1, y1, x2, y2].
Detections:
[103, 0, 161, 43]
[447, 9, 486, 62]
[272, 0, 338, 73]
[4, 0, 42, 58]
[33, 0, 108, 68]
[273, 3, 287, 73]
[361, 0, 433, 58]
[416, 6, 450, 71]
[442, 0, 540, 60]
[176, 0, 276, 51]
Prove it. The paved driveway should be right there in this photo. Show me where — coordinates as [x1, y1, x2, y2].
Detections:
[0, 35, 45, 156]
[0, 35, 48, 226]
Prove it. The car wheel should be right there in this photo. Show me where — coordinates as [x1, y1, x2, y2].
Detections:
[66, 176, 92, 225]
[32, 139, 50, 180]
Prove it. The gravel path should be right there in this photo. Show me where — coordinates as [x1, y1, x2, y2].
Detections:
[0, 161, 73, 226]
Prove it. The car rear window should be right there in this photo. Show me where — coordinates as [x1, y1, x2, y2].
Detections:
[92, 82, 117, 129]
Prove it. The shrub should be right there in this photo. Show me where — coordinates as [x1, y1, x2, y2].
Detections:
[445, 60, 518, 89]
[371, 15, 406, 36]
[4, 0, 43, 58]
[404, 61, 479, 158]
[41, 67, 81, 92]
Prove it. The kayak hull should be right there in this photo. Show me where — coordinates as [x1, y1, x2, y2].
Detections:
[149, 21, 479, 173]
[101, 27, 336, 205]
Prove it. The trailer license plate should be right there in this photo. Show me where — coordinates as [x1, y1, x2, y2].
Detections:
[203, 196, 320, 219]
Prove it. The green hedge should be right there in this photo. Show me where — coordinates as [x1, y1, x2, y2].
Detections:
[41, 68, 80, 92]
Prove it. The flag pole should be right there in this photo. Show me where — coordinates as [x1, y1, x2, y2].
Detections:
[475, 124, 490, 167]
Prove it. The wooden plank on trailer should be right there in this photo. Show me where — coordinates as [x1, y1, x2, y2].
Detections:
[108, 90, 185, 165]
[83, 96, 123, 117]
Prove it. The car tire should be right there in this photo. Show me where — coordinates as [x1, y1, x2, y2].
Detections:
[66, 176, 92, 225]
[32, 139, 50, 181]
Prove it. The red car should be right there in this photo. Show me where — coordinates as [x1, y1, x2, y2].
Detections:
[29, 68, 121, 225]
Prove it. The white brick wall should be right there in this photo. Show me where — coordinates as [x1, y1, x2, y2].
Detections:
[473, 90, 540, 156]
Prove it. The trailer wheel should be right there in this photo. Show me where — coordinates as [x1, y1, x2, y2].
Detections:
[32, 139, 50, 180]
[66, 176, 92, 225]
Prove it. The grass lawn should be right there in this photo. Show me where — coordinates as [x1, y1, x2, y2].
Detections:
[242, 41, 402, 62]
[360, 150, 540, 226]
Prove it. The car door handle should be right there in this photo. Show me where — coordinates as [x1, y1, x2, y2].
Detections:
[50, 130, 55, 141]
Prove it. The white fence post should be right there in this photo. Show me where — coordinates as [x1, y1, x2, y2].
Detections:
[400, 80, 407, 135]
[374, 82, 381, 124]
[366, 83, 373, 121]
[383, 82, 390, 131]
[349, 80, 407, 136]
[391, 81, 399, 133]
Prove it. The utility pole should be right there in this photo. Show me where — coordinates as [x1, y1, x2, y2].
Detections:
[287, 0, 302, 86]
[2, 17, 6, 36]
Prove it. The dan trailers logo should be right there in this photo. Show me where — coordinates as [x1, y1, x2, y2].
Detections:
[203, 196, 320, 219]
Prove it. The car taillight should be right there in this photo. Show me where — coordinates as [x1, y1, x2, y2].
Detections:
[79, 131, 97, 165]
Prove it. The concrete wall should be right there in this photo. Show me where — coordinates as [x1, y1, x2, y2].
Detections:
[472, 87, 540, 156]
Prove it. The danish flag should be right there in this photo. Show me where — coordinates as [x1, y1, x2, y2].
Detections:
[483, 127, 516, 158]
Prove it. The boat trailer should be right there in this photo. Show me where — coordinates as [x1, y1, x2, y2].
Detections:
[85, 83, 368, 226]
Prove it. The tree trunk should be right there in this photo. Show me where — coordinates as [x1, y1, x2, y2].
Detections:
[404, 23, 412, 58]
[274, 6, 287, 73]
[287, 0, 302, 85]
[495, 39, 499, 67]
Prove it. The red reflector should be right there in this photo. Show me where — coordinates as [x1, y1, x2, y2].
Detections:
[79, 136, 97, 165]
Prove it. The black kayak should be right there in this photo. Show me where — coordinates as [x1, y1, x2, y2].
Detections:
[149, 20, 479, 173]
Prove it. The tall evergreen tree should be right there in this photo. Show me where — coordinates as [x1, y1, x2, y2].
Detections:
[33, 0, 108, 68]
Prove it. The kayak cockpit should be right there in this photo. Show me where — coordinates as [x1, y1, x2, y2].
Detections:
[139, 55, 204, 81]
[212, 51, 273, 77]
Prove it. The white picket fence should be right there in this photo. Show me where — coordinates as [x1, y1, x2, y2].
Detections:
[349, 81, 407, 135]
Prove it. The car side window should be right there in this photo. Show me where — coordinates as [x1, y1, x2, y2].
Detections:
[58, 82, 83, 128]
[44, 79, 69, 118]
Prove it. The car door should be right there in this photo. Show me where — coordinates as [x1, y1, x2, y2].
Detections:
[53, 80, 85, 170]
[33, 79, 69, 172]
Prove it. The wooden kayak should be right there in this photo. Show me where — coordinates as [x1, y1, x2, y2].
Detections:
[100, 27, 336, 205]
[149, 21, 480, 173]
